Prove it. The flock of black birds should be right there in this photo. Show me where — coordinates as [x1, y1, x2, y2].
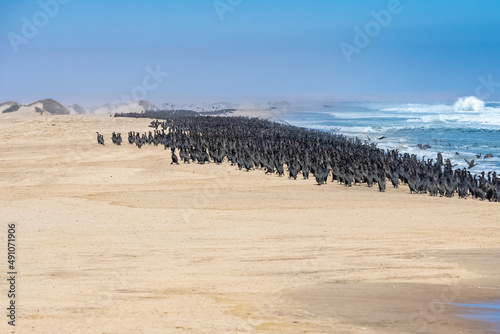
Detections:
[96, 115, 500, 202]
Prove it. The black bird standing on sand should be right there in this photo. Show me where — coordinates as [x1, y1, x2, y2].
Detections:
[171, 148, 179, 165]
[314, 166, 329, 185]
[96, 132, 104, 145]
[378, 171, 386, 192]
[427, 178, 438, 196]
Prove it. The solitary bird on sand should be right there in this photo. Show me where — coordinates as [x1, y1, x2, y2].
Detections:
[171, 148, 179, 165]
[96, 132, 104, 145]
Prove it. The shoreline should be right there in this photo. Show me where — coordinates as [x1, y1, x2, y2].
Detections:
[1, 114, 499, 333]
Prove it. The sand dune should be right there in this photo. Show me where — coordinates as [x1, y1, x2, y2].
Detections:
[1, 115, 499, 333]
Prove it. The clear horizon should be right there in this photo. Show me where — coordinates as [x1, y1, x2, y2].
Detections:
[1, 0, 500, 106]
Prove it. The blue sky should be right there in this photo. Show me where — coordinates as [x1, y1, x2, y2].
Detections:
[1, 0, 500, 106]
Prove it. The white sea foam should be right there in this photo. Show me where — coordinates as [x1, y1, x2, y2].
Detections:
[280, 119, 381, 134]
[380, 103, 451, 113]
[453, 96, 485, 112]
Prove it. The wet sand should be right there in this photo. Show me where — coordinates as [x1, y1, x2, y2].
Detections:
[1, 114, 499, 333]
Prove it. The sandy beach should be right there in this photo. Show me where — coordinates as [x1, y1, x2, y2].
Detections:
[1, 114, 499, 334]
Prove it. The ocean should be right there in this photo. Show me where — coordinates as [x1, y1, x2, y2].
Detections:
[271, 97, 500, 174]
[453, 301, 500, 333]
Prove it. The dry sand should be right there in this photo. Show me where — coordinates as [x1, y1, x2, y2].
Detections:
[1, 114, 499, 333]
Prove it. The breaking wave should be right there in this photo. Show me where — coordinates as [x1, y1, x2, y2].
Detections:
[453, 96, 485, 112]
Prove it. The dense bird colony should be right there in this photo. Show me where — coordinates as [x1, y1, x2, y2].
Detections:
[100, 115, 500, 202]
